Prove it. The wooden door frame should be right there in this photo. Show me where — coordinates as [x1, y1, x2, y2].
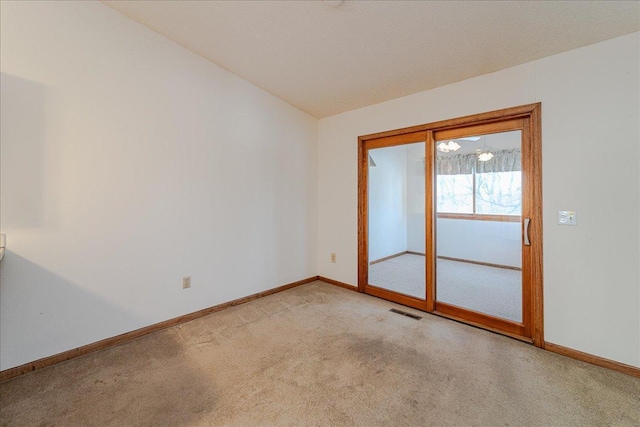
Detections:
[357, 103, 544, 347]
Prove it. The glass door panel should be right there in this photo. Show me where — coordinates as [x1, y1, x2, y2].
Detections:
[435, 131, 523, 322]
[368, 141, 426, 300]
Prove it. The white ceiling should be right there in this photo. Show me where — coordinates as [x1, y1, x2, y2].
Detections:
[102, 1, 640, 119]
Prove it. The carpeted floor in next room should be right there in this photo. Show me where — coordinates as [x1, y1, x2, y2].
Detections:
[1, 281, 639, 426]
[369, 254, 522, 322]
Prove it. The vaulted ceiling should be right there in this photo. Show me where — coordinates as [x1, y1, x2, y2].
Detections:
[103, 1, 640, 118]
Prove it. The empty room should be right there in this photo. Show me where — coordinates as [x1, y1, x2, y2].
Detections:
[1, 1, 639, 426]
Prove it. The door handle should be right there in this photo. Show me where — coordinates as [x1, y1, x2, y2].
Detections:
[524, 218, 531, 246]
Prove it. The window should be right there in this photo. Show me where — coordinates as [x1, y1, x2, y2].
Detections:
[437, 174, 473, 213]
[476, 171, 521, 215]
[436, 149, 521, 216]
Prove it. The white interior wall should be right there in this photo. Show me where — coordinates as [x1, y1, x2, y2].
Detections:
[406, 143, 425, 253]
[535, 32, 639, 367]
[0, 1, 317, 371]
[437, 219, 522, 268]
[317, 33, 640, 367]
[368, 146, 407, 261]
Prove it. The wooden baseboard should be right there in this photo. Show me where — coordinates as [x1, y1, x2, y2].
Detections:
[0, 276, 319, 383]
[437, 255, 521, 271]
[372, 252, 520, 272]
[6, 276, 636, 382]
[369, 251, 407, 265]
[318, 276, 357, 291]
[545, 342, 640, 378]
[370, 251, 425, 265]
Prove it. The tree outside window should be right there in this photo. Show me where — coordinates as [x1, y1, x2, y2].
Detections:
[436, 149, 521, 216]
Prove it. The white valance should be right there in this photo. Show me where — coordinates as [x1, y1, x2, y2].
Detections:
[436, 149, 521, 175]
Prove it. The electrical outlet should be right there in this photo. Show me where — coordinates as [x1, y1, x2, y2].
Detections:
[182, 276, 191, 289]
[330, 253, 336, 263]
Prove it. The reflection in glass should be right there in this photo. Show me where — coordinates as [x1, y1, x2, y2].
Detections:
[435, 131, 523, 322]
[368, 142, 426, 300]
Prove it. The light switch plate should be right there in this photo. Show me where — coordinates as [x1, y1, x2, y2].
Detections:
[558, 210, 577, 226]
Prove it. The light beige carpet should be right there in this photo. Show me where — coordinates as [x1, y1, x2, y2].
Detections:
[369, 254, 522, 322]
[1, 281, 639, 426]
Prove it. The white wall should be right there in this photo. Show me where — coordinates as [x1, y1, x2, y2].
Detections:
[0, 1, 317, 370]
[317, 33, 640, 367]
[437, 219, 522, 268]
[368, 145, 407, 261]
[406, 143, 426, 253]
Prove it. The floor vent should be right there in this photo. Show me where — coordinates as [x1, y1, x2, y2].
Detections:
[389, 308, 422, 320]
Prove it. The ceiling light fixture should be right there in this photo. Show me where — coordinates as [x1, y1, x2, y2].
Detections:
[437, 140, 461, 153]
[477, 151, 494, 162]
[475, 135, 494, 162]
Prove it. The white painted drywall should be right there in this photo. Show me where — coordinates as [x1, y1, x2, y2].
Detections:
[0, 1, 317, 370]
[534, 32, 639, 368]
[437, 219, 522, 268]
[368, 145, 408, 261]
[406, 143, 426, 254]
[317, 33, 640, 367]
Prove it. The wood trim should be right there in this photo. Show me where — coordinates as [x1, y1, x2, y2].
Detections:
[528, 105, 544, 347]
[318, 276, 357, 291]
[357, 103, 543, 346]
[435, 301, 525, 337]
[545, 342, 640, 378]
[364, 131, 427, 150]
[521, 117, 533, 339]
[357, 135, 368, 293]
[437, 255, 522, 271]
[437, 213, 521, 222]
[433, 118, 524, 141]
[0, 276, 320, 383]
[431, 308, 533, 344]
[369, 251, 407, 265]
[370, 252, 429, 266]
[365, 285, 427, 311]
[359, 104, 539, 142]
[425, 130, 436, 312]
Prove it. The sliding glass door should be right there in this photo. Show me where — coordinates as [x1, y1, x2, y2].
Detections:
[360, 132, 428, 310]
[367, 141, 426, 300]
[434, 126, 525, 333]
[358, 105, 542, 345]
